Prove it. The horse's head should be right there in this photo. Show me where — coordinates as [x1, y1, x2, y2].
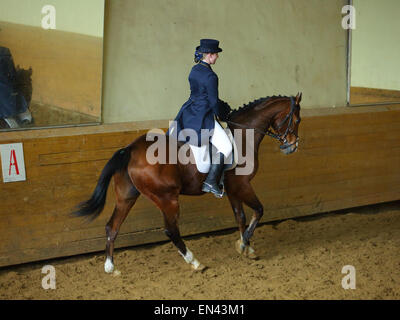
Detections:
[270, 92, 302, 155]
[227, 93, 302, 155]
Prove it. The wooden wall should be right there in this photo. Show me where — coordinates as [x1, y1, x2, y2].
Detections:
[1, 105, 400, 267]
[351, 87, 400, 104]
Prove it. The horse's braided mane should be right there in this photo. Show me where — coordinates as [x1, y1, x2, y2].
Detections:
[228, 95, 291, 120]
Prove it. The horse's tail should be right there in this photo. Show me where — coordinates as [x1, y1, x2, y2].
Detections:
[72, 147, 132, 221]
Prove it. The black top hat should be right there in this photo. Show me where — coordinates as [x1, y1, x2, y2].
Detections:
[196, 39, 222, 53]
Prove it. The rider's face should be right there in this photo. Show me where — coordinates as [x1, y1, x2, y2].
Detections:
[210, 53, 219, 64]
[207, 53, 219, 64]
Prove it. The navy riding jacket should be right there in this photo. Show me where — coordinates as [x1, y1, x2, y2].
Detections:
[166, 61, 226, 147]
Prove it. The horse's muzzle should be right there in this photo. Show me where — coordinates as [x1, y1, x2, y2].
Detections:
[280, 138, 299, 155]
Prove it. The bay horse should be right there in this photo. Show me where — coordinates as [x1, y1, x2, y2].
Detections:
[72, 93, 302, 272]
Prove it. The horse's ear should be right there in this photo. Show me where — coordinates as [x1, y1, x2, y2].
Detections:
[295, 92, 302, 105]
[29, 67, 32, 75]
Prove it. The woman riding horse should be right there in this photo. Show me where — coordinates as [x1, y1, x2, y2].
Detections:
[72, 39, 302, 272]
[166, 39, 232, 198]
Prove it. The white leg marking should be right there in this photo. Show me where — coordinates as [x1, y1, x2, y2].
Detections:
[236, 234, 256, 258]
[179, 248, 201, 270]
[247, 246, 255, 255]
[238, 234, 246, 252]
[248, 217, 257, 231]
[104, 257, 114, 273]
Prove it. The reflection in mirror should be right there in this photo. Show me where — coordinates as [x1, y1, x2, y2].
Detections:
[350, 0, 400, 105]
[0, 0, 105, 130]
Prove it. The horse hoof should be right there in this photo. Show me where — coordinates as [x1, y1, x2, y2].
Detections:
[236, 240, 258, 259]
[235, 239, 245, 255]
[104, 258, 114, 273]
[112, 270, 121, 277]
[246, 251, 258, 260]
[192, 263, 207, 272]
[244, 247, 258, 260]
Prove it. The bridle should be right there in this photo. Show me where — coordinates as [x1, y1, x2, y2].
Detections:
[225, 96, 299, 150]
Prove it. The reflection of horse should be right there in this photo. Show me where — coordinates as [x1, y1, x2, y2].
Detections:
[0, 50, 33, 128]
[15, 66, 33, 106]
[73, 93, 302, 273]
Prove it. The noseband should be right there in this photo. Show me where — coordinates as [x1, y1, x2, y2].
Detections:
[226, 97, 299, 149]
[276, 97, 299, 150]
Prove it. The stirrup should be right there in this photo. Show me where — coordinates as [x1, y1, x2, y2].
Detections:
[3, 117, 19, 129]
[202, 182, 225, 198]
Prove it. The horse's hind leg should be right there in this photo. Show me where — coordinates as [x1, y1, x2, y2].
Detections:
[154, 194, 206, 271]
[104, 171, 140, 273]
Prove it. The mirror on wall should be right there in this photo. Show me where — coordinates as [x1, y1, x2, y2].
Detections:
[0, 0, 105, 130]
[350, 0, 400, 105]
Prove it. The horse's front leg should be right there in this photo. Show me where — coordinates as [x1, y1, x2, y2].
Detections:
[227, 183, 263, 259]
[241, 202, 263, 259]
[227, 195, 247, 253]
[244, 196, 263, 239]
[228, 186, 263, 259]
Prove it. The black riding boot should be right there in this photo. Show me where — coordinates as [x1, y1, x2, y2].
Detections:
[202, 148, 225, 198]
